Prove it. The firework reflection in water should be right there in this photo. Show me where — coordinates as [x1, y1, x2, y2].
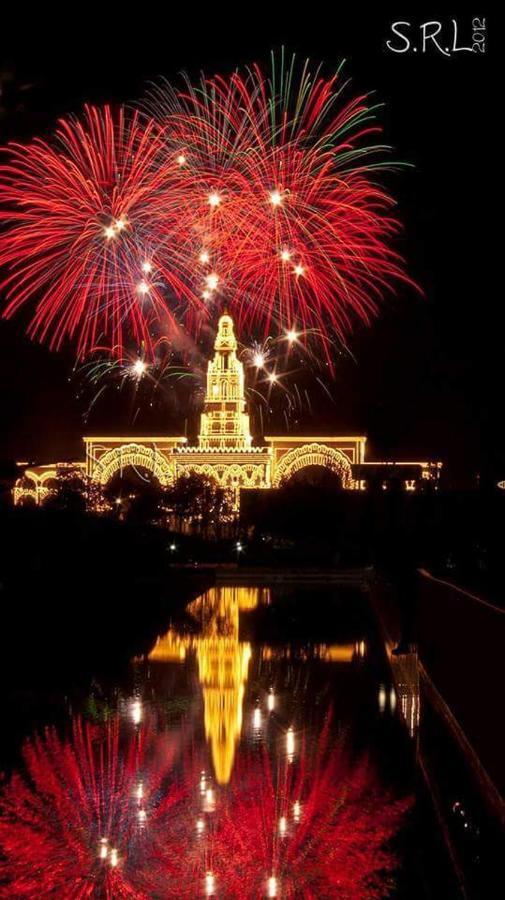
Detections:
[0, 710, 411, 898]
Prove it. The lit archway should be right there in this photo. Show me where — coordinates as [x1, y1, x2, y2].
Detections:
[273, 443, 353, 488]
[93, 443, 175, 486]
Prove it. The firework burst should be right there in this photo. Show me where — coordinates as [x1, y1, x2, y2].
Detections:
[0, 709, 411, 898]
[148, 52, 419, 358]
[0, 54, 418, 364]
[0, 105, 204, 360]
[212, 722, 412, 898]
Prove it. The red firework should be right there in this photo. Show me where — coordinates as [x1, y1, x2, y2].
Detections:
[0, 715, 193, 898]
[0, 711, 412, 898]
[150, 55, 419, 353]
[0, 105, 203, 360]
[211, 723, 412, 898]
[0, 56, 418, 364]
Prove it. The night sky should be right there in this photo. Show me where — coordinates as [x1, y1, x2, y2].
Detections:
[0, 8, 495, 487]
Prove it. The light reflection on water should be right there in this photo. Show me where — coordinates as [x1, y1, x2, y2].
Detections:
[0, 585, 416, 898]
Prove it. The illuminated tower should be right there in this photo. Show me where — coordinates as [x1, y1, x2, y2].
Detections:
[198, 313, 252, 450]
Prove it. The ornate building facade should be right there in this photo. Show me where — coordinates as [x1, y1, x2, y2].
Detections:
[13, 313, 441, 506]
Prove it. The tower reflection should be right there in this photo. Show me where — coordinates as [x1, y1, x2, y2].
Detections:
[149, 586, 269, 784]
[149, 586, 366, 785]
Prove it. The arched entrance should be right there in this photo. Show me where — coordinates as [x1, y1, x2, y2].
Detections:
[273, 443, 353, 488]
[92, 443, 175, 487]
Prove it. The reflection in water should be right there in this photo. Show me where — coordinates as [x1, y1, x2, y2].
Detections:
[149, 586, 367, 785]
[390, 651, 420, 739]
[0, 712, 411, 898]
[212, 719, 411, 898]
[149, 586, 267, 784]
[0, 715, 194, 898]
[0, 586, 414, 897]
